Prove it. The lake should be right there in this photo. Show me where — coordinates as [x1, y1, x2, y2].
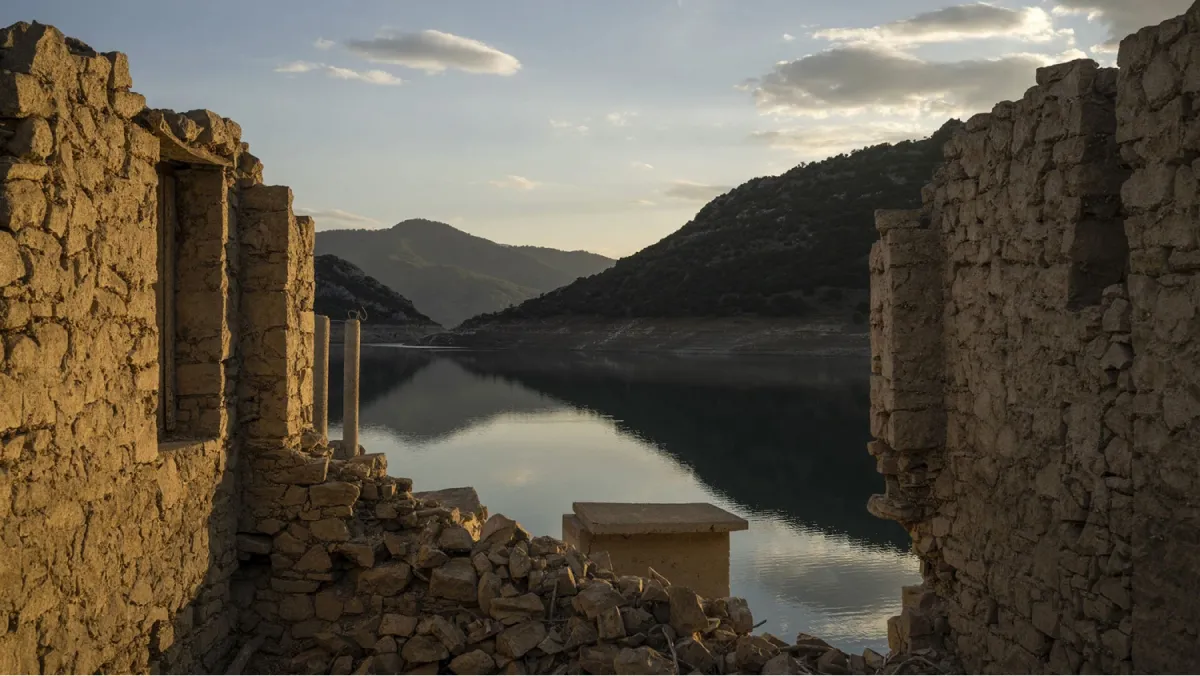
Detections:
[327, 346, 920, 655]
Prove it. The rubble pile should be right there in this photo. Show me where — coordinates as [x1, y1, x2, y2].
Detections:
[239, 447, 956, 675]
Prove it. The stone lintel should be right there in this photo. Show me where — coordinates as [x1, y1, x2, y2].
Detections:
[571, 502, 749, 536]
[140, 110, 231, 167]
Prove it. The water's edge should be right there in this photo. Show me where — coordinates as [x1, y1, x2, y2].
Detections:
[411, 317, 871, 356]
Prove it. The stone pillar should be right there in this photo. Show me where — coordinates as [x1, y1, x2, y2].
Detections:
[340, 318, 360, 459]
[313, 314, 330, 442]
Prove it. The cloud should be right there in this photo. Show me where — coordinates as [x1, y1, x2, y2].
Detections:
[749, 44, 1086, 117]
[606, 112, 638, 126]
[314, 37, 335, 50]
[813, 4, 1067, 46]
[783, 33, 796, 41]
[630, 161, 654, 170]
[749, 122, 935, 158]
[663, 180, 732, 202]
[274, 61, 403, 85]
[635, 199, 657, 206]
[345, 29, 521, 75]
[1052, 0, 1192, 52]
[294, 207, 382, 229]
[550, 119, 590, 134]
[489, 175, 540, 190]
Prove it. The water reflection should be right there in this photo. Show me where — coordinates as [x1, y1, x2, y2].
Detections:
[329, 346, 919, 653]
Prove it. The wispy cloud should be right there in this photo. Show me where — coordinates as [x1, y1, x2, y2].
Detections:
[550, 118, 590, 134]
[489, 175, 540, 190]
[635, 199, 657, 206]
[605, 111, 639, 127]
[630, 161, 654, 170]
[345, 29, 521, 75]
[783, 33, 796, 41]
[663, 180, 731, 202]
[314, 37, 335, 50]
[274, 61, 403, 85]
[294, 207, 382, 229]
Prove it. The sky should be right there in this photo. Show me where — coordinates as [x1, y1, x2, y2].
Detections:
[3, 1, 1192, 258]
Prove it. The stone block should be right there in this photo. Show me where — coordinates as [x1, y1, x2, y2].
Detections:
[241, 184, 293, 213]
[0, 178, 46, 231]
[309, 481, 361, 508]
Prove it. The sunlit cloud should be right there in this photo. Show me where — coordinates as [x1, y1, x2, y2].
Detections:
[274, 60, 403, 85]
[346, 29, 521, 75]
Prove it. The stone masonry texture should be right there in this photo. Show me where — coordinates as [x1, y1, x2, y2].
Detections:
[869, 3, 1200, 674]
[5, 5, 1200, 675]
[0, 21, 313, 673]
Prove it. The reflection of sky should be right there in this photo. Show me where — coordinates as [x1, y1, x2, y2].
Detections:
[332, 405, 920, 654]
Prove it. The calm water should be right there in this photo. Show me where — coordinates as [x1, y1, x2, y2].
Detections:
[328, 346, 919, 654]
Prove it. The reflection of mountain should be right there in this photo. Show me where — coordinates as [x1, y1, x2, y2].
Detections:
[327, 348, 908, 550]
[446, 351, 908, 550]
[330, 348, 564, 443]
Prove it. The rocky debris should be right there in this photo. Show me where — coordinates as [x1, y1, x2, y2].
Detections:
[241, 448, 957, 676]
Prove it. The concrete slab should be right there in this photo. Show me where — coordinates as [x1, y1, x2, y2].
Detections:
[572, 502, 749, 536]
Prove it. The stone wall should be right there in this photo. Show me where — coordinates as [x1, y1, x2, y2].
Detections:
[1116, 10, 1200, 672]
[0, 21, 315, 673]
[869, 5, 1200, 674]
[0, 22, 238, 673]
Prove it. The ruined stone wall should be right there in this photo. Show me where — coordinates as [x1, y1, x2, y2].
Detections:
[870, 5, 1200, 674]
[0, 23, 242, 673]
[0, 21, 325, 673]
[1115, 10, 1200, 672]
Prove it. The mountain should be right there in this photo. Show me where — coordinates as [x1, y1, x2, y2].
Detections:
[314, 254, 440, 329]
[460, 120, 961, 327]
[314, 219, 615, 327]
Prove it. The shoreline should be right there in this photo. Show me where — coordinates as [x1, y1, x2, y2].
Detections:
[415, 316, 871, 357]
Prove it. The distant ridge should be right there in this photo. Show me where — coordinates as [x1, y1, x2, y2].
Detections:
[314, 219, 614, 327]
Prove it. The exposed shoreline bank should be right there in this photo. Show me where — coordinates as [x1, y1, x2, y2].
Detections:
[413, 317, 870, 357]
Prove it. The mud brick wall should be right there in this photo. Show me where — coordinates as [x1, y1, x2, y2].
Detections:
[0, 23, 241, 673]
[870, 4, 1200, 672]
[1115, 9, 1200, 672]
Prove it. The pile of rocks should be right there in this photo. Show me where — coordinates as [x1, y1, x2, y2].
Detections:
[239, 448, 955, 675]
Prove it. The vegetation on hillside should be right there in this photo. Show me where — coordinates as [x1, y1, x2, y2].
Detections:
[314, 219, 614, 326]
[464, 120, 961, 325]
[314, 254, 439, 326]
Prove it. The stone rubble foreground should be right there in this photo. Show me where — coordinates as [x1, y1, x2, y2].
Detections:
[239, 443, 956, 675]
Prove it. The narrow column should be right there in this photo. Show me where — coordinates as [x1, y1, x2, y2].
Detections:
[340, 318, 360, 459]
[313, 314, 330, 443]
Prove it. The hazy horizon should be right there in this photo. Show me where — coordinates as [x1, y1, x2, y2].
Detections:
[5, 0, 1188, 257]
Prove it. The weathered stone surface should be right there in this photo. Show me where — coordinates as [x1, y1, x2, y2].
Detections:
[430, 558, 479, 603]
[496, 621, 547, 659]
[403, 635, 449, 664]
[490, 593, 545, 625]
[667, 586, 709, 635]
[357, 563, 413, 596]
[613, 646, 673, 675]
[380, 613, 418, 637]
[310, 481, 361, 507]
[572, 580, 626, 619]
[439, 525, 477, 552]
[450, 649, 496, 675]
